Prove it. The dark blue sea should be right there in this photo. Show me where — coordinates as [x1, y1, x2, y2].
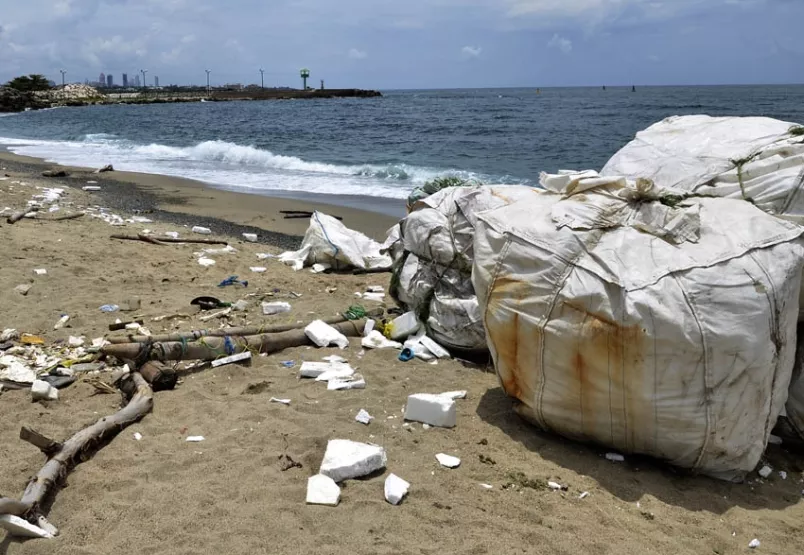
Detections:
[1, 86, 803, 201]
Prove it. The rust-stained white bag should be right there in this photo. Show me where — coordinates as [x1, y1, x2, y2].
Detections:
[472, 171, 804, 481]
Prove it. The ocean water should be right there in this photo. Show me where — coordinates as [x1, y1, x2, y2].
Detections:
[1, 86, 803, 201]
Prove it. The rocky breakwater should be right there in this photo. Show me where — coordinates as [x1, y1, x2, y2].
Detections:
[37, 84, 106, 107]
[0, 87, 48, 113]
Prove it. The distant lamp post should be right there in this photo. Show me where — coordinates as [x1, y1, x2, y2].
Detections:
[60, 69, 67, 87]
[259, 68, 265, 90]
[300, 68, 310, 90]
[140, 69, 147, 92]
[205, 69, 211, 96]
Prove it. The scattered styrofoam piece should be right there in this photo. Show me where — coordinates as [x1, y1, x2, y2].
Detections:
[547, 481, 567, 491]
[31, 380, 58, 401]
[384, 474, 410, 505]
[363, 319, 376, 336]
[192, 226, 212, 235]
[67, 336, 85, 347]
[299, 362, 334, 378]
[133, 432, 143, 441]
[404, 394, 456, 428]
[327, 374, 366, 390]
[262, 301, 291, 315]
[256, 253, 276, 260]
[388, 311, 421, 340]
[0, 329, 18, 342]
[33, 268, 47, 275]
[419, 335, 451, 359]
[311, 263, 331, 274]
[605, 453, 625, 463]
[355, 409, 373, 425]
[758, 465, 772, 478]
[480, 483, 494, 489]
[306, 474, 341, 506]
[403, 339, 434, 361]
[579, 491, 590, 499]
[362, 331, 402, 350]
[305, 320, 349, 349]
[0, 515, 54, 539]
[315, 364, 355, 382]
[319, 439, 387, 482]
[198, 257, 216, 267]
[779, 471, 788, 480]
[250, 266, 267, 273]
[323, 355, 347, 363]
[362, 292, 386, 302]
[435, 454, 461, 468]
[242, 233, 258, 242]
[366, 286, 384, 293]
[82, 185, 101, 191]
[164, 231, 179, 239]
[749, 539, 760, 549]
[211, 352, 252, 368]
[440, 390, 467, 400]
[186, 436, 205, 442]
[270, 397, 291, 405]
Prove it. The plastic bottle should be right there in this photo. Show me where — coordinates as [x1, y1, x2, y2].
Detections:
[53, 314, 70, 330]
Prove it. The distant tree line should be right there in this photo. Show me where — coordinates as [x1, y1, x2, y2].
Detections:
[4, 74, 52, 92]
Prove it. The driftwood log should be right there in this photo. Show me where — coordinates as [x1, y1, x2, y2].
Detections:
[6, 207, 39, 224]
[0, 372, 153, 532]
[105, 312, 382, 344]
[103, 319, 367, 362]
[110, 234, 228, 246]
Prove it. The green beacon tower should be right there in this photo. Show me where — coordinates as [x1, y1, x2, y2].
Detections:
[300, 68, 310, 90]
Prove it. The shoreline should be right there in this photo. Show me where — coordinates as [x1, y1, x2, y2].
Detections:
[0, 150, 402, 246]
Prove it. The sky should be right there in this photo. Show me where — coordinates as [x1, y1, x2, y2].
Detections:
[0, 0, 802, 89]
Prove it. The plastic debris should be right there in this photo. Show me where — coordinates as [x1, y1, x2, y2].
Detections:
[133, 432, 143, 441]
[82, 185, 101, 191]
[53, 314, 70, 330]
[67, 335, 85, 347]
[262, 301, 291, 316]
[388, 311, 421, 341]
[319, 439, 387, 482]
[548, 481, 568, 491]
[186, 436, 205, 442]
[314, 365, 356, 382]
[363, 319, 376, 336]
[199, 257, 216, 267]
[323, 355, 347, 363]
[33, 268, 47, 276]
[749, 539, 760, 549]
[579, 491, 590, 499]
[270, 397, 292, 405]
[164, 231, 180, 239]
[480, 483, 494, 490]
[305, 320, 350, 349]
[384, 474, 410, 505]
[606, 453, 625, 463]
[242, 233, 258, 242]
[306, 474, 341, 506]
[419, 335, 451, 359]
[779, 471, 788, 480]
[21, 333, 44, 345]
[0, 329, 18, 342]
[440, 391, 467, 400]
[435, 454, 461, 468]
[362, 292, 385, 302]
[250, 266, 267, 273]
[0, 515, 54, 539]
[211, 352, 252, 368]
[232, 299, 250, 311]
[398, 348, 415, 362]
[256, 253, 275, 260]
[218, 275, 248, 288]
[280, 360, 295, 368]
[31, 380, 58, 401]
[192, 226, 212, 235]
[758, 465, 773, 479]
[366, 286, 384, 293]
[355, 409, 373, 425]
[405, 393, 457, 428]
[99, 304, 120, 312]
[361, 331, 402, 350]
[327, 374, 366, 390]
[311, 263, 331, 274]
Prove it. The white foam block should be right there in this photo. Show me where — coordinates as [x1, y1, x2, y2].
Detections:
[0, 515, 54, 539]
[319, 439, 387, 482]
[305, 320, 349, 349]
[306, 474, 341, 506]
[31, 380, 58, 401]
[404, 394, 456, 428]
[435, 453, 461, 468]
[210, 352, 252, 368]
[361, 331, 402, 350]
[186, 436, 205, 442]
[299, 361, 335, 378]
[355, 409, 373, 425]
[327, 374, 366, 390]
[314, 364, 355, 382]
[419, 335, 451, 358]
[440, 390, 467, 400]
[384, 473, 410, 505]
[242, 233, 258, 242]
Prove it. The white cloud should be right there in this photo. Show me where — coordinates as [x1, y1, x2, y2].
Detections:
[181, 34, 196, 44]
[461, 45, 482, 58]
[547, 33, 572, 54]
[348, 48, 368, 59]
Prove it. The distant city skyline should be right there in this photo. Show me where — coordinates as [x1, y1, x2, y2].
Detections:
[1, 1, 802, 89]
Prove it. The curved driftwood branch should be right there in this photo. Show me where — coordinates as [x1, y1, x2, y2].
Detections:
[103, 319, 367, 361]
[0, 372, 153, 531]
[110, 234, 228, 246]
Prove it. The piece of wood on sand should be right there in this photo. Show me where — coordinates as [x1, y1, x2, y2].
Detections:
[0, 372, 153, 536]
[103, 319, 367, 361]
[110, 233, 228, 246]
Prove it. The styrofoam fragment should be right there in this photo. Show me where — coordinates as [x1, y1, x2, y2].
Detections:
[749, 539, 760, 549]
[256, 253, 275, 260]
[779, 471, 788, 480]
[300, 361, 338, 378]
[327, 374, 366, 390]
[319, 439, 387, 482]
[323, 355, 347, 363]
[315, 364, 355, 382]
[211, 351, 252, 368]
[311, 263, 331, 274]
[388, 311, 420, 340]
[197, 257, 216, 267]
[33, 269, 47, 275]
[192, 226, 212, 235]
[758, 465, 772, 478]
[435, 453, 461, 468]
[605, 453, 625, 462]
[242, 233, 258, 242]
[366, 286, 384, 293]
[31, 380, 58, 401]
[133, 432, 143, 441]
[355, 409, 373, 425]
[440, 390, 467, 400]
[384, 474, 410, 505]
[262, 301, 291, 315]
[186, 436, 205, 442]
[419, 335, 451, 358]
[270, 397, 291, 405]
[362, 292, 385, 302]
[547, 481, 567, 491]
[404, 394, 456, 428]
[0, 515, 54, 539]
[164, 231, 179, 239]
[250, 266, 267, 273]
[579, 491, 590, 499]
[362, 331, 402, 350]
[305, 320, 349, 349]
[82, 185, 101, 191]
[306, 474, 340, 506]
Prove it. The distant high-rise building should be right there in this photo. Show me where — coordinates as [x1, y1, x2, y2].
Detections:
[99, 73, 105, 87]
[107, 74, 113, 88]
[154, 76, 159, 88]
[133, 74, 140, 87]
[122, 73, 128, 87]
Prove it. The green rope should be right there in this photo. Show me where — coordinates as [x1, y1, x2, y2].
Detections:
[344, 305, 367, 320]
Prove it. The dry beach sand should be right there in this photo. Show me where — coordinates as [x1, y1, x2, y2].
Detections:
[0, 152, 803, 555]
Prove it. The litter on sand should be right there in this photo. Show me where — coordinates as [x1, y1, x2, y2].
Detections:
[210, 352, 252, 368]
[384, 474, 410, 505]
[305, 320, 349, 349]
[306, 474, 341, 506]
[605, 453, 625, 463]
[355, 409, 373, 425]
[0, 515, 54, 539]
[186, 436, 205, 442]
[405, 394, 457, 428]
[435, 454, 461, 468]
[270, 397, 292, 405]
[327, 374, 366, 390]
[318, 439, 387, 482]
[262, 301, 291, 316]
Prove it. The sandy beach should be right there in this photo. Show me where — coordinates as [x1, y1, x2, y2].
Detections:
[1, 152, 803, 555]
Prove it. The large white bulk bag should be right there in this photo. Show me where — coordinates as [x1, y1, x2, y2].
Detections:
[602, 115, 804, 223]
[472, 171, 804, 481]
[389, 185, 537, 351]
